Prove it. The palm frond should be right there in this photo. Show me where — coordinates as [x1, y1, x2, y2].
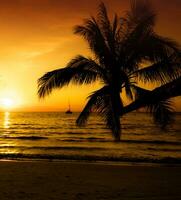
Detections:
[120, 1, 180, 74]
[146, 99, 175, 129]
[74, 17, 110, 65]
[38, 56, 101, 98]
[127, 0, 155, 26]
[66, 55, 108, 81]
[112, 14, 119, 38]
[151, 35, 181, 55]
[133, 52, 181, 85]
[142, 34, 181, 63]
[98, 2, 112, 36]
[76, 86, 109, 126]
[123, 77, 135, 100]
[98, 2, 116, 53]
[119, 5, 155, 72]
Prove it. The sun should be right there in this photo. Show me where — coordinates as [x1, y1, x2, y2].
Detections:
[0, 98, 14, 109]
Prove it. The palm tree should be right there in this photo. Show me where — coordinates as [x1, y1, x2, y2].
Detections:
[38, 0, 181, 141]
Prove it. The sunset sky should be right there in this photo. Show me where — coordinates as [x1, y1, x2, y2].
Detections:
[0, 0, 180, 112]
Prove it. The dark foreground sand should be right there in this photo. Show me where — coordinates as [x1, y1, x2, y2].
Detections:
[0, 161, 181, 200]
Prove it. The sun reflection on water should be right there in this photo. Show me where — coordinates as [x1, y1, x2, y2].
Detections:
[4, 112, 10, 129]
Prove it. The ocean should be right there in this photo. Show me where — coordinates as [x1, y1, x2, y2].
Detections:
[0, 112, 180, 164]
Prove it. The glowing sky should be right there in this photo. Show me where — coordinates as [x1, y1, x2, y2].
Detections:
[0, 0, 180, 111]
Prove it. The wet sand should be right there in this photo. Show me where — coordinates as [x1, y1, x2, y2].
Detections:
[0, 161, 180, 200]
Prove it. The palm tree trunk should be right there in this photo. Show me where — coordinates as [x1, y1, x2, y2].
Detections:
[122, 77, 181, 115]
[110, 91, 123, 141]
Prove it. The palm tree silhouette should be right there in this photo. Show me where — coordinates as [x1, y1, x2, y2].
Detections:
[38, 1, 181, 141]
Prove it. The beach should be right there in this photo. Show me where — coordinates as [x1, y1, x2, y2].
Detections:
[0, 160, 181, 200]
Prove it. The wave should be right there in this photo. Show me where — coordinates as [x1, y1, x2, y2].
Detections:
[0, 145, 181, 153]
[2, 127, 61, 130]
[11, 123, 36, 126]
[56, 138, 181, 145]
[112, 139, 181, 146]
[1, 136, 47, 140]
[147, 147, 181, 152]
[122, 139, 181, 145]
[1, 135, 180, 146]
[0, 153, 181, 164]
[56, 138, 110, 142]
[0, 146, 105, 151]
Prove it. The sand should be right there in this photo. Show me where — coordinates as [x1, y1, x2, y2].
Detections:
[0, 161, 180, 200]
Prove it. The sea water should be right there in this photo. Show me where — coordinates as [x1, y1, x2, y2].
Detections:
[0, 112, 180, 163]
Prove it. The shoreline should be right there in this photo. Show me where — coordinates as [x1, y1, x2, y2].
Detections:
[0, 153, 181, 165]
[1, 158, 181, 167]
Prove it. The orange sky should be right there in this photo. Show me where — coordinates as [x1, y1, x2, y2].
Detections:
[0, 0, 180, 112]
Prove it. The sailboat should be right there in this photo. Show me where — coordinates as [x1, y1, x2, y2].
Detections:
[65, 101, 72, 114]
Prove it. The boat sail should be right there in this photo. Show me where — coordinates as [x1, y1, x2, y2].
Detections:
[65, 101, 72, 114]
